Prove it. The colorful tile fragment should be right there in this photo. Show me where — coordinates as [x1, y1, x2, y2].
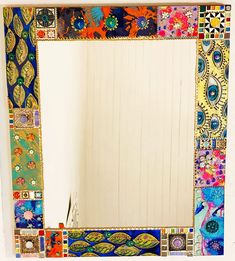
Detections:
[46, 231, 63, 257]
[196, 138, 226, 150]
[10, 129, 43, 191]
[194, 187, 224, 255]
[195, 150, 225, 187]
[157, 6, 198, 38]
[15, 200, 43, 229]
[57, 6, 158, 39]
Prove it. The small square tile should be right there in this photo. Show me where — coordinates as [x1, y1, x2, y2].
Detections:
[39, 230, 44, 236]
[188, 233, 193, 239]
[15, 229, 21, 235]
[14, 109, 34, 128]
[169, 234, 186, 251]
[188, 240, 193, 245]
[36, 8, 56, 28]
[20, 235, 39, 254]
[35, 191, 43, 199]
[22, 192, 29, 199]
[187, 245, 193, 251]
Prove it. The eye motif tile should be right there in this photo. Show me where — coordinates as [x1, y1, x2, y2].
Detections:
[157, 6, 198, 38]
[198, 5, 231, 39]
[11, 129, 43, 191]
[194, 187, 224, 255]
[15, 200, 43, 229]
[196, 40, 229, 139]
[195, 149, 225, 187]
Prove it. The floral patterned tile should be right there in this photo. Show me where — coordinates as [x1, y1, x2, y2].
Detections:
[195, 150, 226, 187]
[157, 6, 198, 38]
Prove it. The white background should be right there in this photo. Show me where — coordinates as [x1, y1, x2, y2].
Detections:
[0, 0, 235, 260]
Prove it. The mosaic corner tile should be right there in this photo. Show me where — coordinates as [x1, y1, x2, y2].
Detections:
[198, 5, 231, 40]
[161, 228, 194, 256]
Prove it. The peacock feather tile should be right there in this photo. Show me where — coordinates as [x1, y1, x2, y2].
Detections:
[194, 187, 224, 255]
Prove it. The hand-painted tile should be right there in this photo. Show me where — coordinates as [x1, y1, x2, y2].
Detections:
[198, 5, 231, 39]
[57, 6, 157, 39]
[36, 8, 58, 40]
[68, 230, 161, 256]
[195, 149, 225, 187]
[161, 228, 194, 256]
[157, 6, 198, 38]
[4, 7, 39, 108]
[10, 129, 43, 191]
[196, 40, 229, 139]
[45, 231, 63, 257]
[15, 200, 43, 229]
[194, 187, 224, 255]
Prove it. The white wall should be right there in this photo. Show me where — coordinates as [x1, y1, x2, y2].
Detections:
[0, 0, 235, 261]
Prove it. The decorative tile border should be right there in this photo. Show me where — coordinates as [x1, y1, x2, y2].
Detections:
[161, 228, 194, 256]
[3, 4, 230, 258]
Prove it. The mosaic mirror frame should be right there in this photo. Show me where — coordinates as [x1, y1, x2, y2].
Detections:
[3, 3, 231, 257]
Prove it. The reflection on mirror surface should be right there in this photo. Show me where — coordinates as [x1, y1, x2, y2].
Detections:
[38, 40, 195, 228]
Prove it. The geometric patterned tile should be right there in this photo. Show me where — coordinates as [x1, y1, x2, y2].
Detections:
[199, 5, 231, 39]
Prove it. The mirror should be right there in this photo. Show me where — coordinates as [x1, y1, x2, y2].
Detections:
[38, 40, 196, 228]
